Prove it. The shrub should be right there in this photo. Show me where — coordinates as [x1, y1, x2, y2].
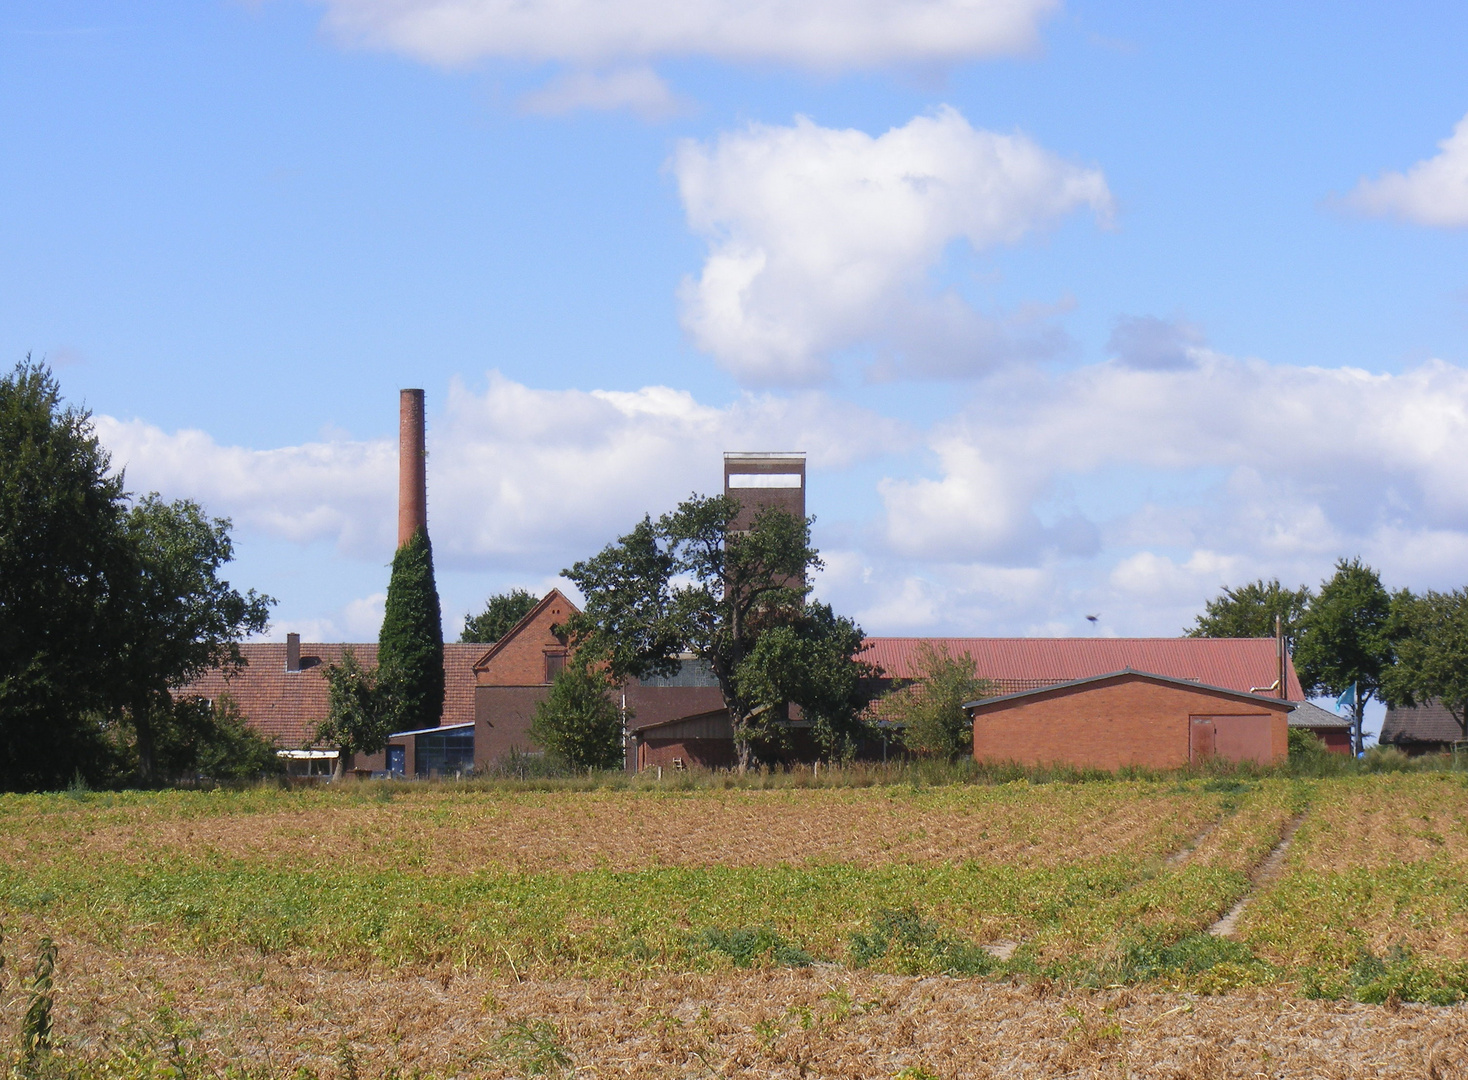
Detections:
[529, 662, 625, 771]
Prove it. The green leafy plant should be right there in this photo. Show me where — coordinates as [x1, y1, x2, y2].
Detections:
[848, 907, 992, 976]
[21, 936, 58, 1065]
[701, 926, 814, 968]
[495, 1019, 572, 1077]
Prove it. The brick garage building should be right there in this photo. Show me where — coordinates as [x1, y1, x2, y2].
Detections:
[965, 669, 1293, 771]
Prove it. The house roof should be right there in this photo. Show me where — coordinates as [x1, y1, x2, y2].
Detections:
[963, 668, 1298, 712]
[472, 588, 580, 671]
[179, 643, 482, 749]
[1380, 701, 1468, 747]
[1288, 700, 1353, 730]
[863, 637, 1303, 698]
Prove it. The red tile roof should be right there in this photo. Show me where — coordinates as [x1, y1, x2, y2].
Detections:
[860, 637, 1304, 699]
[178, 643, 482, 749]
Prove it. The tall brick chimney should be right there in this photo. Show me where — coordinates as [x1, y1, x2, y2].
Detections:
[398, 388, 427, 548]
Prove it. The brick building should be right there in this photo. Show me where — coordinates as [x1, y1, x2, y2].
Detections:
[965, 670, 1293, 770]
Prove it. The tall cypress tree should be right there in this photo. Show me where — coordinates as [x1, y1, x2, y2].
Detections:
[378, 527, 444, 731]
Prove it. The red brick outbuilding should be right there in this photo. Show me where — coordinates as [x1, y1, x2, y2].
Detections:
[966, 669, 1293, 771]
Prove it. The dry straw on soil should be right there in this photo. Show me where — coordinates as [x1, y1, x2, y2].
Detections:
[0, 784, 1228, 873]
[4, 922, 1467, 1080]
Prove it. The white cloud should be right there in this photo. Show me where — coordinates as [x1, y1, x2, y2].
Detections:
[313, 0, 1059, 69]
[1346, 111, 1468, 227]
[518, 66, 686, 119]
[96, 358, 1468, 640]
[672, 107, 1113, 384]
[94, 416, 396, 553]
[864, 354, 1468, 632]
[97, 372, 908, 573]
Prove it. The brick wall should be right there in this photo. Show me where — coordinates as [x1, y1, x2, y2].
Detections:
[970, 674, 1290, 770]
[474, 592, 574, 688]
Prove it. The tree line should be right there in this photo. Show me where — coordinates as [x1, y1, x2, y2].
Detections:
[1187, 560, 1468, 754]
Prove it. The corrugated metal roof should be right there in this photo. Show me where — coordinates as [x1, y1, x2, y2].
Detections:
[1381, 701, 1468, 746]
[963, 669, 1296, 711]
[180, 643, 481, 750]
[860, 637, 1303, 698]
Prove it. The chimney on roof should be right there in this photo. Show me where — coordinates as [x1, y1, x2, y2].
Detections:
[286, 632, 301, 673]
[398, 388, 427, 548]
[1276, 614, 1287, 700]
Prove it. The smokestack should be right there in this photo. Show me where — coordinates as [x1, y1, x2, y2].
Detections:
[285, 632, 301, 673]
[398, 389, 427, 548]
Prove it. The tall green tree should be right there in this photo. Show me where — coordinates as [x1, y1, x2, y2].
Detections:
[378, 527, 444, 732]
[1187, 578, 1312, 651]
[1, 360, 137, 790]
[1381, 588, 1468, 743]
[528, 659, 625, 770]
[879, 643, 992, 759]
[1, 360, 275, 789]
[154, 693, 283, 783]
[1294, 557, 1397, 756]
[564, 494, 878, 771]
[460, 588, 538, 643]
[316, 647, 392, 779]
[118, 495, 273, 780]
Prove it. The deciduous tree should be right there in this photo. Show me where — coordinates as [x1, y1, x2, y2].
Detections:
[528, 660, 625, 771]
[1187, 578, 1312, 651]
[317, 647, 391, 779]
[564, 494, 877, 771]
[880, 643, 992, 759]
[460, 588, 538, 643]
[1294, 557, 1397, 755]
[1, 359, 136, 789]
[117, 495, 273, 780]
[1381, 588, 1468, 743]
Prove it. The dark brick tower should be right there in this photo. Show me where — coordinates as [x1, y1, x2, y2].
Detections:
[723, 452, 805, 530]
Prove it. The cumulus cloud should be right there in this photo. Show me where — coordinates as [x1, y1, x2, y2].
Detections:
[97, 372, 908, 572]
[1346, 110, 1468, 227]
[313, 0, 1059, 69]
[1106, 314, 1204, 371]
[869, 355, 1468, 630]
[518, 66, 686, 119]
[672, 107, 1113, 384]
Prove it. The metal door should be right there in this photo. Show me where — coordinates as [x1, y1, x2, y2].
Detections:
[1190, 718, 1216, 765]
[387, 746, 405, 776]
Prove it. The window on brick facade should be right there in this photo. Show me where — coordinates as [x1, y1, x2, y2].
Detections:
[544, 651, 566, 683]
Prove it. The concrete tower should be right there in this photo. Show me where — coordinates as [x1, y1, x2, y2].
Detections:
[398, 388, 427, 548]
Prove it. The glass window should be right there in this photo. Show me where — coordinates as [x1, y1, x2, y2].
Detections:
[639, 658, 721, 688]
[414, 728, 475, 777]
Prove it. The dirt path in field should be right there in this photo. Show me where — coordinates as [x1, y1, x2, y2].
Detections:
[1210, 810, 1307, 939]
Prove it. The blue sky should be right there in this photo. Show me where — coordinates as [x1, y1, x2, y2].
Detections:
[5, 0, 1468, 741]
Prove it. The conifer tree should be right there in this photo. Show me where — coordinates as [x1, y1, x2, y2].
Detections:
[378, 527, 444, 732]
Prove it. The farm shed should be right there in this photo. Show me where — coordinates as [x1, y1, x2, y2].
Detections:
[964, 670, 1293, 771]
[1379, 701, 1468, 755]
[1287, 700, 1354, 754]
[633, 708, 738, 771]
